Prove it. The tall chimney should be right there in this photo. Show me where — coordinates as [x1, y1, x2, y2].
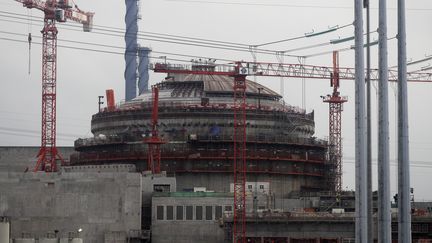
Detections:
[138, 46, 151, 95]
[124, 0, 138, 101]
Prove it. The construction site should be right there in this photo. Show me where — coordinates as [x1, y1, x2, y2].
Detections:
[1, 0, 432, 243]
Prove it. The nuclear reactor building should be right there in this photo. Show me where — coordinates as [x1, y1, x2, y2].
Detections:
[70, 64, 334, 196]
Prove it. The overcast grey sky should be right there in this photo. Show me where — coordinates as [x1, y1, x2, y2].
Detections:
[0, 0, 431, 199]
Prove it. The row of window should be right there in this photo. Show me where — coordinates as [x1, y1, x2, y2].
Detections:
[156, 205, 232, 221]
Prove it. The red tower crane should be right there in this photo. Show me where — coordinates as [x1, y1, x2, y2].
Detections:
[152, 60, 432, 242]
[145, 85, 166, 174]
[321, 51, 347, 193]
[14, 0, 94, 172]
[231, 68, 248, 243]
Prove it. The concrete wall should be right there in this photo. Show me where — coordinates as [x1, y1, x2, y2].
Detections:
[151, 195, 231, 243]
[245, 220, 354, 239]
[0, 172, 142, 243]
[0, 147, 75, 172]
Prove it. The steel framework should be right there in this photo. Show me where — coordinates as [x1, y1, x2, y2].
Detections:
[322, 51, 347, 193]
[152, 62, 432, 83]
[145, 86, 165, 174]
[231, 69, 247, 243]
[15, 0, 93, 172]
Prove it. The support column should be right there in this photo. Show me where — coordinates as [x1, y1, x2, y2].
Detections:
[354, 0, 368, 242]
[378, 0, 392, 242]
[397, 0, 412, 242]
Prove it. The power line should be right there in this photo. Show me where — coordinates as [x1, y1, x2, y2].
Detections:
[0, 29, 239, 63]
[343, 159, 432, 169]
[0, 36, 197, 64]
[255, 24, 352, 47]
[0, 13, 255, 51]
[0, 126, 81, 138]
[0, 11, 289, 55]
[3, 29, 430, 74]
[0, 15, 353, 59]
[0, 9, 250, 47]
[0, 10, 359, 58]
[0, 131, 75, 141]
[165, 0, 358, 9]
[0, 14, 305, 58]
[3, 28, 430, 73]
[164, 0, 432, 11]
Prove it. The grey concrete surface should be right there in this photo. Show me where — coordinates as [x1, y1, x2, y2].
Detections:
[0, 172, 142, 243]
[151, 194, 231, 243]
[0, 147, 75, 173]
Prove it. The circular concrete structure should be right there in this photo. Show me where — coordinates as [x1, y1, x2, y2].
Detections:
[71, 72, 335, 196]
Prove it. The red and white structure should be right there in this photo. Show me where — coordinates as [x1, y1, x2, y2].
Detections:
[14, 0, 93, 172]
[231, 69, 248, 243]
[145, 86, 165, 174]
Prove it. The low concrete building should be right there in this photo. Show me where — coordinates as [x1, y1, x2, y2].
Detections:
[151, 192, 233, 243]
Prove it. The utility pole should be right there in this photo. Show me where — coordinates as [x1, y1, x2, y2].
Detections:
[378, 0, 392, 241]
[364, 0, 374, 242]
[397, 0, 412, 242]
[354, 0, 368, 242]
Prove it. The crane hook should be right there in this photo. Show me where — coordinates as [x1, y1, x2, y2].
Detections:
[28, 33, 32, 75]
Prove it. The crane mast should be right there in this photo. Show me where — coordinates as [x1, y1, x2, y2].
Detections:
[15, 0, 93, 172]
[145, 85, 165, 174]
[322, 51, 348, 193]
[231, 66, 247, 243]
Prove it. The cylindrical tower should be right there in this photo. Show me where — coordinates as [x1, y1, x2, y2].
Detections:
[138, 46, 151, 95]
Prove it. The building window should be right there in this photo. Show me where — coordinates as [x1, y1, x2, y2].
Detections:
[215, 206, 222, 219]
[154, 184, 170, 192]
[259, 185, 264, 189]
[176, 206, 184, 220]
[248, 185, 253, 189]
[186, 206, 193, 220]
[156, 206, 164, 220]
[225, 205, 232, 212]
[205, 206, 213, 220]
[196, 206, 203, 220]
[166, 206, 174, 220]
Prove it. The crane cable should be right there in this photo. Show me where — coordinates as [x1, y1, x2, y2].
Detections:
[27, 8, 32, 75]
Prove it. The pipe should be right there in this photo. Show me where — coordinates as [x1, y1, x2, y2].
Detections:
[106, 89, 115, 111]
[354, 0, 368, 242]
[397, 0, 412, 242]
[378, 0, 392, 241]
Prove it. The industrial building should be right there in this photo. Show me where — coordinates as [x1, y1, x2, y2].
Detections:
[1, 0, 432, 242]
[71, 65, 332, 195]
